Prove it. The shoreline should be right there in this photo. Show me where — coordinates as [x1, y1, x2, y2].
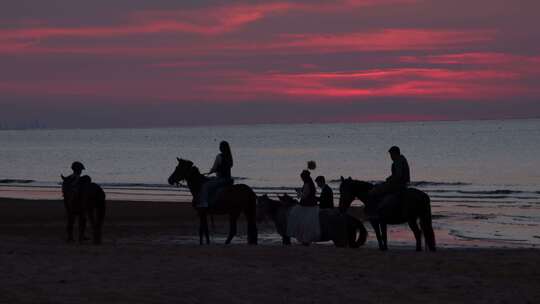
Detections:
[1, 197, 537, 249]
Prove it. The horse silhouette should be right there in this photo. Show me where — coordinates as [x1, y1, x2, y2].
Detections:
[257, 194, 367, 247]
[61, 175, 106, 244]
[168, 158, 257, 245]
[339, 177, 436, 251]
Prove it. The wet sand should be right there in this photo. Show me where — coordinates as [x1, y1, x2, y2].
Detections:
[1, 198, 539, 303]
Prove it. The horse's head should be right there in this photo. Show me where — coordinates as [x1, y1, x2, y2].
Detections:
[338, 177, 373, 211]
[256, 194, 280, 222]
[278, 194, 298, 207]
[167, 157, 194, 185]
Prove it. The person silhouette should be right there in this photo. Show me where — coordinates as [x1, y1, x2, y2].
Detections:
[64, 161, 85, 193]
[199, 141, 234, 208]
[315, 175, 334, 209]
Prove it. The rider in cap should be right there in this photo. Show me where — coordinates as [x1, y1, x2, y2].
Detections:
[367, 146, 410, 217]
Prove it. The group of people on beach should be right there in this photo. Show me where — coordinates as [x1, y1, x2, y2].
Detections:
[65, 140, 409, 218]
[64, 140, 410, 245]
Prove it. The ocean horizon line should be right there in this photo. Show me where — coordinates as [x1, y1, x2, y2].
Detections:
[1, 116, 539, 132]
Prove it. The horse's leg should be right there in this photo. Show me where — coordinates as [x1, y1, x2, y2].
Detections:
[225, 212, 239, 245]
[203, 213, 210, 244]
[420, 214, 436, 252]
[246, 206, 258, 245]
[282, 236, 291, 245]
[78, 214, 87, 244]
[200, 212, 211, 245]
[380, 223, 388, 251]
[370, 220, 385, 251]
[87, 205, 98, 244]
[408, 218, 422, 251]
[198, 211, 206, 245]
[95, 201, 106, 245]
[66, 213, 75, 242]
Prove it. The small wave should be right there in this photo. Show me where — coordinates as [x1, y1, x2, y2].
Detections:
[0, 179, 34, 184]
[327, 179, 471, 187]
[430, 194, 537, 200]
[410, 181, 471, 187]
[456, 189, 524, 195]
[101, 183, 171, 188]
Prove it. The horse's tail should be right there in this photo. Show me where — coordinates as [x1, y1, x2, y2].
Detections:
[245, 187, 258, 245]
[419, 192, 436, 251]
[347, 215, 368, 248]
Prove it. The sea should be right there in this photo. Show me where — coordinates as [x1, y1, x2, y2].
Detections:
[1, 119, 539, 248]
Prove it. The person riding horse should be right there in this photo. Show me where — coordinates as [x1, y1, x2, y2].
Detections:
[367, 146, 410, 217]
[199, 141, 234, 208]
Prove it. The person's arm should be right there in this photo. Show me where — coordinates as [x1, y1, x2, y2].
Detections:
[388, 160, 404, 184]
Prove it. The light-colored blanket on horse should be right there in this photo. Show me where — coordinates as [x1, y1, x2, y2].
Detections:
[287, 206, 321, 243]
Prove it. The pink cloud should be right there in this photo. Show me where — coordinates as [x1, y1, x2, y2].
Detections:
[264, 29, 497, 52]
[0, 0, 417, 43]
[201, 63, 538, 101]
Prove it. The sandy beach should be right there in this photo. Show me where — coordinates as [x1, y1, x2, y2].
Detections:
[0, 198, 539, 303]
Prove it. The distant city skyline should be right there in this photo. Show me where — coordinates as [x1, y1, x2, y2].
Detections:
[1, 0, 539, 128]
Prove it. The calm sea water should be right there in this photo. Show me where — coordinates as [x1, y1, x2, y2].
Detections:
[1, 119, 539, 247]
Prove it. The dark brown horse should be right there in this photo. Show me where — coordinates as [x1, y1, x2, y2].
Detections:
[339, 177, 436, 251]
[257, 194, 367, 247]
[61, 175, 106, 244]
[167, 158, 258, 245]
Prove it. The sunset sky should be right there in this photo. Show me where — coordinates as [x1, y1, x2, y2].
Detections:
[1, 0, 539, 128]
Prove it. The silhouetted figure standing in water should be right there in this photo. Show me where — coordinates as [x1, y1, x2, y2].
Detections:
[199, 141, 234, 207]
[368, 146, 410, 216]
[315, 175, 334, 209]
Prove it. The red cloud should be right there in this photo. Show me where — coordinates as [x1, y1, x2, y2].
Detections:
[263, 29, 497, 53]
[0, 0, 417, 43]
[202, 60, 539, 101]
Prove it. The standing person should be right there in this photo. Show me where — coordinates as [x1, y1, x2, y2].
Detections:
[298, 170, 317, 206]
[315, 176, 334, 209]
[61, 161, 86, 241]
[287, 170, 320, 244]
[63, 161, 85, 193]
[199, 141, 234, 208]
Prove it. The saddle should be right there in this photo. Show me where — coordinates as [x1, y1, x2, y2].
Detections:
[206, 179, 234, 208]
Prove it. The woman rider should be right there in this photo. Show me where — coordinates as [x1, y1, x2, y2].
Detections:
[199, 141, 234, 208]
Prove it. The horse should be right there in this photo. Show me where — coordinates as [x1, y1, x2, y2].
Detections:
[338, 177, 436, 251]
[61, 175, 106, 244]
[167, 158, 258, 245]
[257, 194, 367, 248]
